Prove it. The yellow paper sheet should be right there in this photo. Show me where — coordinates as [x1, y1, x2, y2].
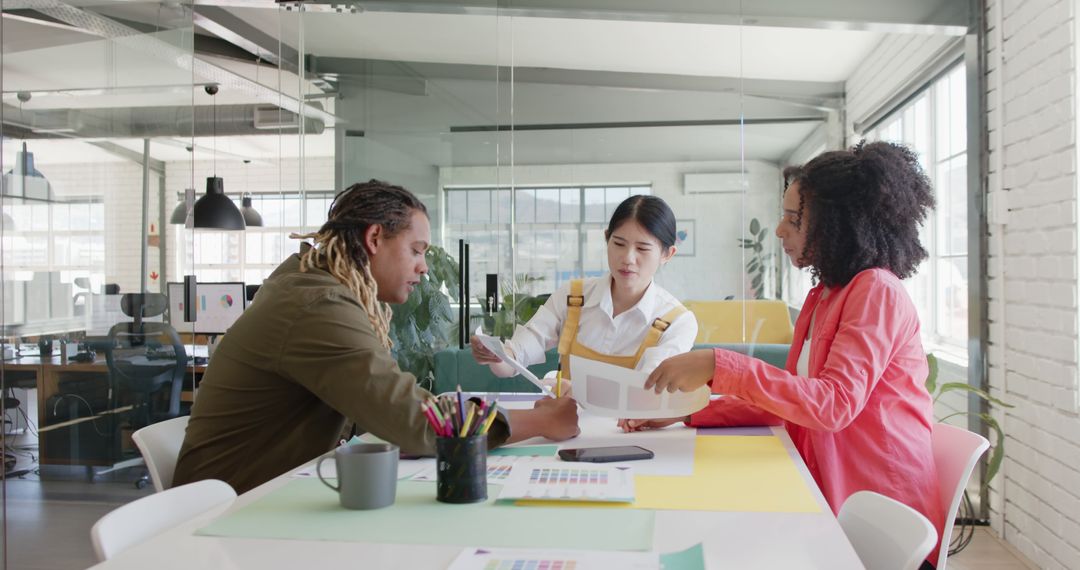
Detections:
[518, 436, 821, 513]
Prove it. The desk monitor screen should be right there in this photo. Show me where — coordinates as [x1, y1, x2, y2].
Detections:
[167, 281, 245, 334]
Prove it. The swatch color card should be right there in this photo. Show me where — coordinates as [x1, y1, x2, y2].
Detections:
[498, 463, 635, 503]
[483, 560, 577, 570]
[529, 468, 608, 486]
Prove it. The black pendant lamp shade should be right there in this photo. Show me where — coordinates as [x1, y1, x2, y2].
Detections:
[241, 195, 263, 226]
[194, 176, 245, 230]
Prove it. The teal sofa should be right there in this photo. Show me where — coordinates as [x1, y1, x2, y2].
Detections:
[433, 343, 791, 394]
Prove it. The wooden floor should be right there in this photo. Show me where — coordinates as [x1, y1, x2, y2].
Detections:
[1, 472, 1038, 570]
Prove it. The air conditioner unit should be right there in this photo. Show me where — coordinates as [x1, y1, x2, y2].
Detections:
[683, 172, 749, 194]
[253, 106, 301, 130]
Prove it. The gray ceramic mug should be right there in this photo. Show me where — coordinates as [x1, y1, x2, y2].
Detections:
[317, 443, 399, 510]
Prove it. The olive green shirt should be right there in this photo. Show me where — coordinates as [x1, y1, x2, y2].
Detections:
[173, 249, 508, 494]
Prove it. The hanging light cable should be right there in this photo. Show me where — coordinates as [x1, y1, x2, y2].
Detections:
[193, 84, 245, 230]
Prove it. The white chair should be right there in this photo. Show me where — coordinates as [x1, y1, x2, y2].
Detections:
[132, 415, 190, 492]
[91, 479, 236, 562]
[932, 422, 990, 570]
[838, 490, 937, 570]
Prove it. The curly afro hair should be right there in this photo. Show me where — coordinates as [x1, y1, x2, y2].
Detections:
[783, 140, 936, 288]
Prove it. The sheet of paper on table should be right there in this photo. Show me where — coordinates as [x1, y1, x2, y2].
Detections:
[496, 462, 635, 503]
[473, 327, 554, 396]
[446, 547, 659, 570]
[446, 543, 705, 570]
[569, 355, 709, 420]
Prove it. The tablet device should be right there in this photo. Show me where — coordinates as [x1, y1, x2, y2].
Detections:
[557, 445, 654, 463]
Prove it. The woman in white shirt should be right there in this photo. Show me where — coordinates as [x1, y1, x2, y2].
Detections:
[470, 195, 698, 389]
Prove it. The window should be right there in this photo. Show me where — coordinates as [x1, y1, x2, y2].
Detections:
[444, 185, 650, 296]
[177, 192, 334, 284]
[1, 198, 106, 328]
[868, 64, 967, 350]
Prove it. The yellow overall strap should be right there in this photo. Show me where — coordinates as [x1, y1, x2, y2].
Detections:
[557, 279, 586, 372]
[633, 304, 688, 362]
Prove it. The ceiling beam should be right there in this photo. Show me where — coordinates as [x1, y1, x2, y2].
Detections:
[193, 5, 299, 71]
[450, 116, 824, 133]
[311, 56, 843, 110]
[87, 141, 166, 173]
[282, 0, 967, 35]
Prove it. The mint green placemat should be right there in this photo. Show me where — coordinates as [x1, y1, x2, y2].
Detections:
[489, 445, 559, 457]
[198, 480, 654, 551]
[661, 543, 705, 570]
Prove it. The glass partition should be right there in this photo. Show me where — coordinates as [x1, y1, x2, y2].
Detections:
[1, 0, 198, 566]
[0, 0, 979, 567]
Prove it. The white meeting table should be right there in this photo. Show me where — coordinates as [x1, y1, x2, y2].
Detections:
[89, 403, 864, 570]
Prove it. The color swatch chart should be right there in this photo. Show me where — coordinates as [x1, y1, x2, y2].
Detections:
[447, 548, 661, 570]
[483, 559, 577, 570]
[529, 467, 607, 486]
[498, 462, 635, 503]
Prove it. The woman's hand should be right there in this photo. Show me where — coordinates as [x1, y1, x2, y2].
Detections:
[644, 349, 716, 394]
[469, 335, 501, 364]
[617, 417, 687, 433]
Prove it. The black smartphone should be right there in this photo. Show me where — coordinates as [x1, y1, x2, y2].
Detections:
[557, 445, 654, 463]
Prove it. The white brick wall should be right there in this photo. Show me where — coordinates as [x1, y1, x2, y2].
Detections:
[988, 0, 1080, 567]
[46, 160, 153, 294]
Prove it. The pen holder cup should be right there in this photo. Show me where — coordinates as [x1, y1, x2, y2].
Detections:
[435, 434, 488, 504]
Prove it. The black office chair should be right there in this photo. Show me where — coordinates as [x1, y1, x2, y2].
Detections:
[100, 293, 186, 487]
[4, 375, 38, 478]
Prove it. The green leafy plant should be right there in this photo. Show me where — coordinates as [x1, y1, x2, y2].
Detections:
[925, 353, 1014, 554]
[389, 245, 459, 391]
[737, 217, 772, 299]
[479, 274, 548, 338]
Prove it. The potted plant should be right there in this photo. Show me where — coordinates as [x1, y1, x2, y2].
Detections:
[737, 217, 772, 299]
[925, 353, 1014, 554]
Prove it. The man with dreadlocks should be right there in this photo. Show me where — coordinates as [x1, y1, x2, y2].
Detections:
[173, 180, 579, 494]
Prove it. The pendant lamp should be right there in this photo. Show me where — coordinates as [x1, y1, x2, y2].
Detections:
[193, 84, 245, 230]
[238, 160, 262, 226]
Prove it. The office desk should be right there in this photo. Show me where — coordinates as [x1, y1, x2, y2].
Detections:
[1, 356, 207, 466]
[87, 409, 864, 569]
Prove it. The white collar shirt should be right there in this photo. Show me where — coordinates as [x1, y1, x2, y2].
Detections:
[505, 274, 698, 373]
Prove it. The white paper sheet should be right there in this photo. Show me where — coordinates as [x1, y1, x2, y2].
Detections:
[497, 462, 635, 503]
[447, 547, 660, 570]
[474, 328, 554, 396]
[569, 355, 709, 420]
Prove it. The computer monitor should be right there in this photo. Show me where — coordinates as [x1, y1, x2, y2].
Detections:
[167, 281, 246, 335]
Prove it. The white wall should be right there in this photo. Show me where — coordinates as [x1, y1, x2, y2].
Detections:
[440, 160, 782, 302]
[986, 0, 1080, 567]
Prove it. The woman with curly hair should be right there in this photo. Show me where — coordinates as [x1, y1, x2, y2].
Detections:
[632, 141, 945, 567]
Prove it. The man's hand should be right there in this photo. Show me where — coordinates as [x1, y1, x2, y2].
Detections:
[616, 417, 687, 433]
[644, 349, 716, 394]
[534, 396, 580, 441]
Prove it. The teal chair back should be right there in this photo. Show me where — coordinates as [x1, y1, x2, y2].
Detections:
[432, 344, 790, 394]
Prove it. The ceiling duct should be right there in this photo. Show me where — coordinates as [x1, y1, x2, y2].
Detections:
[2, 103, 325, 139]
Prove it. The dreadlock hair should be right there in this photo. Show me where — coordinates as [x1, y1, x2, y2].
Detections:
[291, 179, 428, 349]
[782, 140, 935, 288]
